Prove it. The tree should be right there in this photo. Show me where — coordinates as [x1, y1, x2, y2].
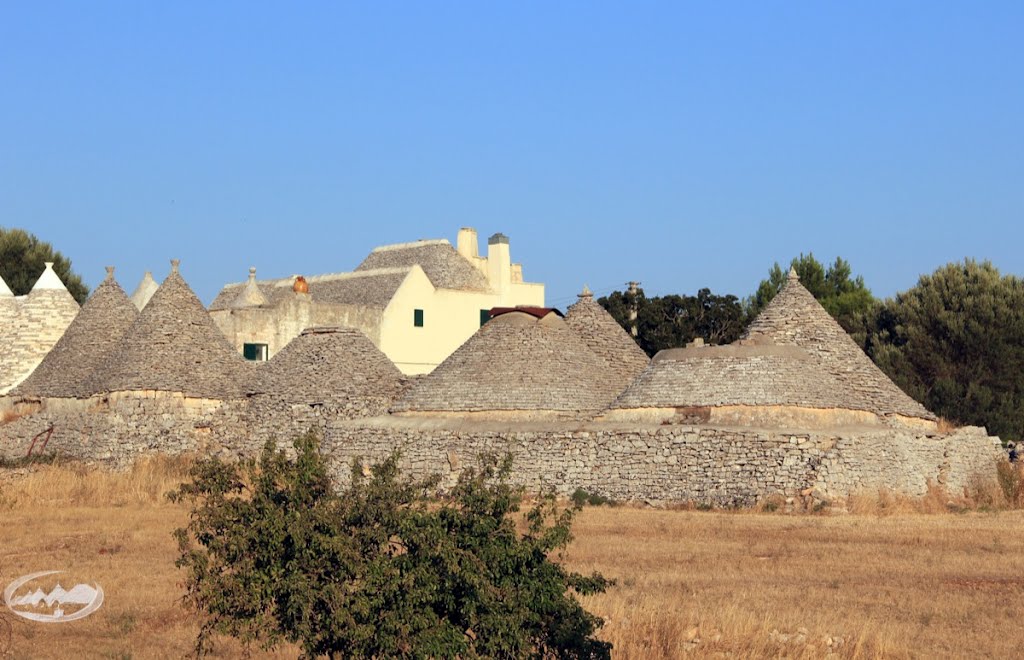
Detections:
[748, 253, 876, 344]
[0, 228, 89, 303]
[170, 431, 613, 659]
[866, 259, 1024, 442]
[599, 287, 747, 357]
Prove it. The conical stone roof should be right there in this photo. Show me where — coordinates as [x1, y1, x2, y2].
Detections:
[130, 271, 159, 310]
[14, 267, 140, 398]
[248, 326, 405, 405]
[392, 310, 623, 415]
[611, 343, 850, 410]
[564, 286, 649, 391]
[231, 267, 269, 308]
[741, 269, 935, 420]
[92, 260, 252, 399]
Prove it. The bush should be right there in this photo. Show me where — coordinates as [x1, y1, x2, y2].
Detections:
[170, 432, 613, 659]
[570, 488, 617, 508]
[996, 460, 1024, 508]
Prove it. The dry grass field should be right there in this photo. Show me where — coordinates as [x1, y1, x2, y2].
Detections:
[1, 458, 1023, 659]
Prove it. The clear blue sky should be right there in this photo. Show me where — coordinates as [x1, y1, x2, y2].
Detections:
[2, 2, 1021, 309]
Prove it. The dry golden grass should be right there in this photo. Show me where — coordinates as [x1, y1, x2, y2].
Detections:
[1, 460, 1023, 658]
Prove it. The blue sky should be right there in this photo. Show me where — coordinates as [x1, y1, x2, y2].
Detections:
[2, 2, 1021, 309]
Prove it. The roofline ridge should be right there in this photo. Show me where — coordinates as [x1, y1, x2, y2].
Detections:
[370, 239, 450, 253]
[308, 266, 414, 282]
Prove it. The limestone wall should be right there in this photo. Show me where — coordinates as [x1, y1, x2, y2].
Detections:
[0, 393, 247, 464]
[0, 397, 1002, 507]
[317, 419, 1002, 505]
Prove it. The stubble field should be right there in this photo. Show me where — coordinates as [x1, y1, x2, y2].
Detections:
[1, 458, 1023, 659]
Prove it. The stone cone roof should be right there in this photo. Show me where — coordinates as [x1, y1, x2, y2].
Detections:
[741, 270, 935, 420]
[564, 287, 649, 391]
[92, 261, 252, 399]
[130, 271, 159, 310]
[14, 267, 140, 398]
[231, 268, 269, 308]
[248, 326, 405, 404]
[393, 310, 623, 414]
[611, 343, 851, 410]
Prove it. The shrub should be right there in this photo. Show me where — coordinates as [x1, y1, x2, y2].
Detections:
[570, 488, 617, 508]
[170, 431, 613, 659]
[996, 460, 1024, 508]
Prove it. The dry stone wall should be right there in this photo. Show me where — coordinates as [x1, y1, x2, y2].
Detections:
[317, 420, 1002, 505]
[0, 395, 1002, 507]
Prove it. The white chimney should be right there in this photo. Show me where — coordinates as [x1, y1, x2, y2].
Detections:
[486, 233, 511, 294]
[456, 227, 479, 260]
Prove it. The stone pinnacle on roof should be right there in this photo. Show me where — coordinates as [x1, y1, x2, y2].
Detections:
[788, 266, 799, 281]
[14, 267, 140, 398]
[231, 267, 269, 308]
[579, 284, 593, 299]
[130, 271, 159, 310]
[742, 273, 935, 420]
[31, 262, 68, 292]
[91, 260, 252, 399]
[564, 288, 649, 389]
[393, 310, 623, 415]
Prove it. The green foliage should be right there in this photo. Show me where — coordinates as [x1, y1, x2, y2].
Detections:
[866, 260, 1024, 441]
[599, 286, 747, 357]
[748, 253, 877, 343]
[569, 488, 617, 508]
[170, 431, 613, 659]
[0, 227, 89, 303]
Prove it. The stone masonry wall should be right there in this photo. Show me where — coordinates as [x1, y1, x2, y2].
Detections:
[318, 420, 1002, 505]
[0, 397, 1003, 507]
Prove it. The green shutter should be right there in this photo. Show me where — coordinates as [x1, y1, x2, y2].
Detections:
[243, 343, 258, 361]
[414, 309, 424, 327]
[480, 309, 491, 326]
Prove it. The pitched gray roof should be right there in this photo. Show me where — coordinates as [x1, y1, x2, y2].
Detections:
[611, 343, 850, 410]
[14, 269, 139, 398]
[93, 263, 253, 399]
[564, 289, 649, 391]
[741, 271, 936, 420]
[392, 310, 623, 414]
[210, 268, 412, 311]
[356, 240, 488, 291]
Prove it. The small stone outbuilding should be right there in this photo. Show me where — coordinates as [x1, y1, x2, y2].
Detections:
[246, 326, 408, 445]
[392, 308, 623, 419]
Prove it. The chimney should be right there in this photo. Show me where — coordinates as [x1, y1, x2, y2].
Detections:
[487, 233, 512, 294]
[457, 227, 479, 260]
[627, 281, 640, 338]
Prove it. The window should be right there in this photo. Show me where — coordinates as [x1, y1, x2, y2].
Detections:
[480, 309, 491, 326]
[413, 309, 424, 327]
[243, 343, 269, 361]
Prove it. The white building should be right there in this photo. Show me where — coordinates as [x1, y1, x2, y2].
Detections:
[209, 228, 545, 374]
